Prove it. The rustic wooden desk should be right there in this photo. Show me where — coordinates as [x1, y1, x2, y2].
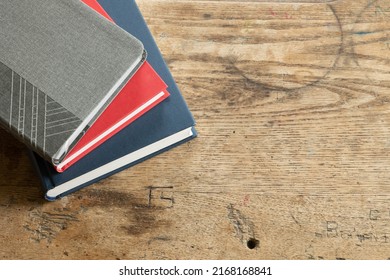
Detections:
[0, 0, 389, 259]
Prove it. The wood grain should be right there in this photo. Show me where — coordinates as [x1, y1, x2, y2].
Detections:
[0, 0, 389, 259]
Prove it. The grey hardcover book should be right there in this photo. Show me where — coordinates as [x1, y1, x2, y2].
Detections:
[0, 0, 145, 165]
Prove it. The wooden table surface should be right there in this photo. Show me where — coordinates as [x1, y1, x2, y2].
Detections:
[0, 0, 389, 260]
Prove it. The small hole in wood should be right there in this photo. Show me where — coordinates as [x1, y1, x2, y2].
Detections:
[247, 238, 259, 249]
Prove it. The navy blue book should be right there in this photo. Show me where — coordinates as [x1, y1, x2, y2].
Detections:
[29, 0, 197, 200]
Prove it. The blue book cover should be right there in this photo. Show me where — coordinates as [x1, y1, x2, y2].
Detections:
[30, 0, 197, 200]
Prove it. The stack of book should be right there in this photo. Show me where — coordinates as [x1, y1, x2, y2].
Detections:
[0, 0, 197, 200]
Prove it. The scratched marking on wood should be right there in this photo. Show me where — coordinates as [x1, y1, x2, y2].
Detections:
[147, 186, 175, 208]
[227, 204, 259, 249]
[315, 209, 390, 244]
[24, 209, 79, 243]
[0, 0, 389, 259]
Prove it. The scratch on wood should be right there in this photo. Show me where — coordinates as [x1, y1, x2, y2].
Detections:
[227, 204, 257, 245]
[147, 186, 174, 208]
[24, 209, 79, 243]
[147, 235, 172, 245]
[369, 209, 381, 220]
[291, 213, 302, 228]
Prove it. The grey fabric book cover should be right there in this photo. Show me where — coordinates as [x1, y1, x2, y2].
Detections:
[0, 0, 145, 164]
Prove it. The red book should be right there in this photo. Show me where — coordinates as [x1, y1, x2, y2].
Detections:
[55, 0, 170, 172]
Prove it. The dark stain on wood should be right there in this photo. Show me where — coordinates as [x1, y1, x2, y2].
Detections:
[80, 189, 173, 236]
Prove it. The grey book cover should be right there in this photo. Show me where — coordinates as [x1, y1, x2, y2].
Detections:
[0, 0, 145, 164]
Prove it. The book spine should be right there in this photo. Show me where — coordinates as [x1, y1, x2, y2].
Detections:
[27, 150, 54, 198]
[48, 129, 197, 200]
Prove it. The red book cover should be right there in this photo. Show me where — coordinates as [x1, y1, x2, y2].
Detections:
[55, 0, 170, 172]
